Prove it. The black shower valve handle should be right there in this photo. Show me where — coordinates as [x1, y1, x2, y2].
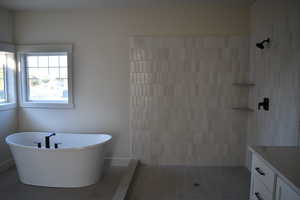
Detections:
[258, 97, 269, 111]
[258, 102, 263, 110]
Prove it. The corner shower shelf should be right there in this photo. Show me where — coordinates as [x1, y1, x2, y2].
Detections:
[232, 107, 254, 112]
[232, 82, 255, 87]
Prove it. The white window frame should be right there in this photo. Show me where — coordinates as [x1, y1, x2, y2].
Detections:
[0, 43, 17, 111]
[18, 44, 74, 109]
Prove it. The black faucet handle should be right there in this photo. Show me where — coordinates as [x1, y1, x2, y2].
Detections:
[54, 143, 62, 149]
[33, 141, 42, 148]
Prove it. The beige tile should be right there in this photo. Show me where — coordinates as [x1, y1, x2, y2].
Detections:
[247, 0, 300, 168]
[130, 36, 250, 166]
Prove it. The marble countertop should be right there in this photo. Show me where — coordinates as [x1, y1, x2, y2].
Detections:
[249, 146, 300, 195]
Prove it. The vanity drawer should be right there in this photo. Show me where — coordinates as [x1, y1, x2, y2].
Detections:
[252, 175, 273, 200]
[253, 155, 275, 191]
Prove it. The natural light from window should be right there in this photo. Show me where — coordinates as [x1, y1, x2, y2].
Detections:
[25, 53, 68, 102]
[0, 52, 8, 103]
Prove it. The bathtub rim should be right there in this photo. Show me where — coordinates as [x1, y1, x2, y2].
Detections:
[5, 132, 112, 152]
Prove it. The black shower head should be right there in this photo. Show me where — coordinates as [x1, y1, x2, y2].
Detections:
[256, 38, 270, 50]
[256, 42, 265, 49]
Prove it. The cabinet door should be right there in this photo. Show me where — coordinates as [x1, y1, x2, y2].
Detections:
[276, 178, 300, 200]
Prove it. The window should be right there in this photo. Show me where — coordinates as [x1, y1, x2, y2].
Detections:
[25, 53, 68, 101]
[0, 46, 17, 110]
[18, 45, 73, 108]
[0, 53, 7, 103]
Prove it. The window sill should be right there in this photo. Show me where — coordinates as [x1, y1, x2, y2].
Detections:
[20, 102, 74, 109]
[0, 103, 17, 111]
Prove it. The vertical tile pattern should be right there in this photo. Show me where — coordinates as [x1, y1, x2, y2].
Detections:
[247, 0, 300, 168]
[130, 36, 249, 166]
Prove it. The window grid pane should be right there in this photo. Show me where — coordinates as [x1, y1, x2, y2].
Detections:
[0, 53, 7, 103]
[26, 54, 68, 101]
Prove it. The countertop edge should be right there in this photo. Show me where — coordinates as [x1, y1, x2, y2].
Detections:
[248, 145, 300, 196]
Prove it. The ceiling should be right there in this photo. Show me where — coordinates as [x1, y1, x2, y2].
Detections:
[0, 0, 254, 11]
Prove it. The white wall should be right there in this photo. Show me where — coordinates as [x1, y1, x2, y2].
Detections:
[0, 7, 17, 165]
[14, 5, 249, 161]
[246, 0, 300, 169]
[0, 8, 14, 43]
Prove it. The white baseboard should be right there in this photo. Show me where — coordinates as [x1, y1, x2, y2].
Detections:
[104, 157, 131, 167]
[0, 158, 14, 173]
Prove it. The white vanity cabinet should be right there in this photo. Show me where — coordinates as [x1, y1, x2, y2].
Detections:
[250, 153, 300, 200]
[276, 177, 300, 200]
[250, 155, 275, 200]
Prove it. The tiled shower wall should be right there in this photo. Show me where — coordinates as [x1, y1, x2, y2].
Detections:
[246, 0, 300, 168]
[130, 36, 249, 166]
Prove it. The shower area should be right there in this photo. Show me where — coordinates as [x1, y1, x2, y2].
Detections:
[127, 36, 252, 199]
[130, 36, 251, 166]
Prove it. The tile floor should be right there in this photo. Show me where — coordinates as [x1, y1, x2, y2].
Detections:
[126, 165, 251, 200]
[0, 166, 126, 200]
[0, 165, 250, 200]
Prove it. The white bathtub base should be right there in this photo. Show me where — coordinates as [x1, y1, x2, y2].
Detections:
[13, 147, 104, 188]
[6, 132, 111, 188]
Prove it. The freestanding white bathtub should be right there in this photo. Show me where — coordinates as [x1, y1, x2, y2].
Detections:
[5, 132, 112, 188]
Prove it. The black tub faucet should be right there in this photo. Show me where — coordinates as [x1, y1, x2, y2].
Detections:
[45, 133, 56, 148]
